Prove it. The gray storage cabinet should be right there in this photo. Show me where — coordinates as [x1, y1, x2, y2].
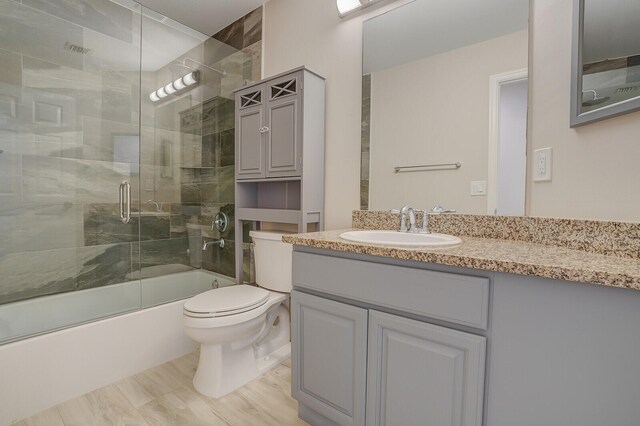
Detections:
[234, 67, 325, 282]
[235, 69, 316, 180]
[291, 250, 487, 426]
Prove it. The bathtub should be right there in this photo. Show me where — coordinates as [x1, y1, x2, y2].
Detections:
[0, 268, 233, 344]
[0, 268, 234, 424]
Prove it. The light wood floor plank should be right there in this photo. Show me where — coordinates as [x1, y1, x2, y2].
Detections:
[21, 407, 64, 426]
[57, 394, 104, 426]
[116, 376, 155, 408]
[138, 387, 228, 426]
[19, 351, 306, 426]
[83, 385, 149, 426]
[204, 390, 282, 426]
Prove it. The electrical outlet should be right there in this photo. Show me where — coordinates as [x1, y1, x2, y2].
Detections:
[470, 180, 487, 196]
[533, 147, 552, 182]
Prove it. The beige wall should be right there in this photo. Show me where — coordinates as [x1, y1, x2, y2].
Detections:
[527, 0, 640, 221]
[369, 30, 527, 213]
[264, 0, 640, 227]
[263, 0, 413, 229]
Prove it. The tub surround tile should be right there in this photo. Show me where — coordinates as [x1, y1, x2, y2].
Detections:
[219, 129, 235, 167]
[0, 48, 22, 91]
[213, 19, 244, 51]
[133, 237, 191, 274]
[0, 242, 132, 304]
[22, 0, 134, 43]
[0, 1, 84, 70]
[243, 7, 262, 47]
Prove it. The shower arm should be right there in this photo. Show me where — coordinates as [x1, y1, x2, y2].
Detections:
[181, 58, 226, 76]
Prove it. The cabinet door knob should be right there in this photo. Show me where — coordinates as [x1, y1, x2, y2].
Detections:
[259, 126, 270, 133]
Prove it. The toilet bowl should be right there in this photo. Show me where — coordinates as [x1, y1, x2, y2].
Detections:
[183, 230, 292, 398]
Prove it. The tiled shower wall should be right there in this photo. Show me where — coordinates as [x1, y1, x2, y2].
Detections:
[0, 0, 144, 304]
[360, 74, 371, 210]
[0, 1, 263, 305]
[190, 8, 263, 282]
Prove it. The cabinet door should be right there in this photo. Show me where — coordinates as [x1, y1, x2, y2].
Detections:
[367, 311, 486, 426]
[236, 86, 265, 179]
[291, 290, 367, 426]
[265, 73, 302, 177]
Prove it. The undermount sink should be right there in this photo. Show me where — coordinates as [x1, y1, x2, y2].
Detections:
[340, 230, 462, 248]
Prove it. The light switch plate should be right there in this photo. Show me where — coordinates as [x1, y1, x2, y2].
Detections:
[470, 180, 487, 196]
[533, 147, 552, 181]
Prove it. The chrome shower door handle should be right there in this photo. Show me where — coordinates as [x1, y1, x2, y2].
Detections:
[119, 181, 131, 224]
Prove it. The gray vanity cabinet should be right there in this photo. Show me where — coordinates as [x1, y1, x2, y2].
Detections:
[235, 70, 305, 180]
[291, 290, 368, 426]
[367, 310, 486, 426]
[291, 250, 488, 426]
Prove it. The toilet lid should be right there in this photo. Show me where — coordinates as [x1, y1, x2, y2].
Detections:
[184, 285, 270, 318]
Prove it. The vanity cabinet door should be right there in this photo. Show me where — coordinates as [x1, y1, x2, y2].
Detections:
[236, 85, 266, 179]
[366, 310, 486, 426]
[291, 290, 367, 426]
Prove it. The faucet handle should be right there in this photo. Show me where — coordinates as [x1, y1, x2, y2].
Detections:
[389, 209, 401, 214]
[414, 209, 430, 234]
[430, 205, 456, 214]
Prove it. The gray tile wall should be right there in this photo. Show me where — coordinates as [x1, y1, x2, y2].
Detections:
[361, 74, 371, 210]
[0, 0, 263, 305]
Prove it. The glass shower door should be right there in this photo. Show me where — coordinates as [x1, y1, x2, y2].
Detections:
[0, 0, 143, 343]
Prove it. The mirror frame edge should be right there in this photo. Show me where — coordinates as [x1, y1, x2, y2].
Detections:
[570, 0, 640, 127]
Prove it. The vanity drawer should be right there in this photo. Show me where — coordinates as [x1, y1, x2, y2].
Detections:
[292, 251, 490, 329]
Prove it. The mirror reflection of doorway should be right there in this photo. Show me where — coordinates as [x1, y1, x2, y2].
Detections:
[488, 70, 528, 216]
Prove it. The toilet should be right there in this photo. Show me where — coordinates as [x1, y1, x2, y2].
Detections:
[183, 230, 293, 398]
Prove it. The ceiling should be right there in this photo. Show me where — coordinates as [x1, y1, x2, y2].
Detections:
[135, 0, 266, 36]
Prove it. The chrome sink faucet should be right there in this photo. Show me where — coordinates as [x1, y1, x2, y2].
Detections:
[391, 206, 431, 234]
[401, 205, 418, 233]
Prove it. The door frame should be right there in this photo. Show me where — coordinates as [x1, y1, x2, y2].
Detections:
[487, 68, 528, 215]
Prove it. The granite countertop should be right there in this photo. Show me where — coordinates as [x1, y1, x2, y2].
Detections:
[283, 229, 640, 291]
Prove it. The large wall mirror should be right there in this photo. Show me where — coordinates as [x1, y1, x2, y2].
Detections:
[571, 0, 640, 127]
[361, 0, 529, 215]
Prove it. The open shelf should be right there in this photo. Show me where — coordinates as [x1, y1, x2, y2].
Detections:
[236, 180, 302, 210]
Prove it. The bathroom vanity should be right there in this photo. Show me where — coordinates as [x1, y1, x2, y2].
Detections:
[286, 217, 640, 426]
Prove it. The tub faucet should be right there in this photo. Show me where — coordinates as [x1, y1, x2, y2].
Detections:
[202, 238, 225, 250]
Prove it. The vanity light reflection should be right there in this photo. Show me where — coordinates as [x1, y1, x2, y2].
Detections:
[149, 71, 199, 102]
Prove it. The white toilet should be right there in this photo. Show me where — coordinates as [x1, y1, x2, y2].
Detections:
[183, 230, 293, 398]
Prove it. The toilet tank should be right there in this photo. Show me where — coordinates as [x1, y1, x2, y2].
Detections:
[249, 230, 293, 293]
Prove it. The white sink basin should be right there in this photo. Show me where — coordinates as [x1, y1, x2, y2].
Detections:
[340, 230, 461, 248]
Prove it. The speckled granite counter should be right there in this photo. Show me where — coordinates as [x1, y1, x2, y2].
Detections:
[283, 228, 640, 291]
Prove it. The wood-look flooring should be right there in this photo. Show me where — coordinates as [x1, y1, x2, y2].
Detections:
[14, 352, 309, 426]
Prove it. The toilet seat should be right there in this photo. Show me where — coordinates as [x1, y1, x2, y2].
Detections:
[184, 285, 270, 318]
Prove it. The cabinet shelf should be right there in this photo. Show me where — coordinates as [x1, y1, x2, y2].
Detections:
[237, 176, 301, 183]
[236, 207, 321, 224]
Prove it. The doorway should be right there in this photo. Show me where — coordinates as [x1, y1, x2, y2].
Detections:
[488, 70, 528, 216]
